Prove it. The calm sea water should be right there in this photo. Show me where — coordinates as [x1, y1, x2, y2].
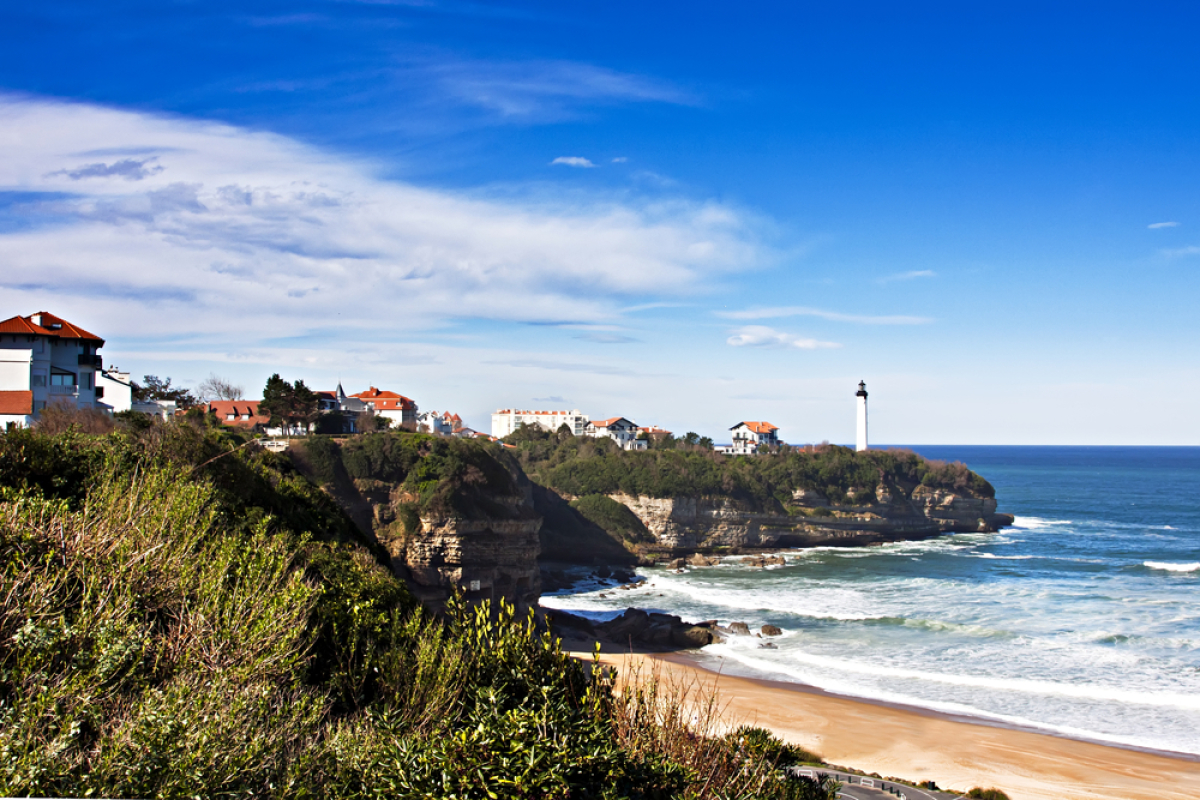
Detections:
[541, 446, 1200, 756]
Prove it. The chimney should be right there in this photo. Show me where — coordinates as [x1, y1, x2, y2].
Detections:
[29, 313, 42, 326]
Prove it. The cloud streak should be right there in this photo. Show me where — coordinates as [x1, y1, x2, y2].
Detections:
[550, 156, 595, 168]
[718, 306, 932, 325]
[0, 94, 764, 349]
[726, 325, 840, 350]
[877, 269, 935, 283]
[1148, 221, 1179, 229]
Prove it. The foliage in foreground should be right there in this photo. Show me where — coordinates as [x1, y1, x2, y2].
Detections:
[0, 423, 836, 799]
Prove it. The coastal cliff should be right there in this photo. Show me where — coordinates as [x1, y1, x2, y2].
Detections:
[609, 483, 1012, 552]
[290, 431, 1014, 608]
[292, 434, 543, 610]
[511, 429, 1013, 562]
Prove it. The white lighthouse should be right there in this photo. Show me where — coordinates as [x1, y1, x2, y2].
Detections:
[855, 380, 869, 452]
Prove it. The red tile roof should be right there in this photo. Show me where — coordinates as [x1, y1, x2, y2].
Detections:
[0, 312, 104, 345]
[206, 400, 270, 429]
[732, 421, 778, 434]
[0, 390, 33, 415]
[350, 386, 415, 410]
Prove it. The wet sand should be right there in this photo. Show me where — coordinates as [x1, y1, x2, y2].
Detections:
[566, 645, 1200, 800]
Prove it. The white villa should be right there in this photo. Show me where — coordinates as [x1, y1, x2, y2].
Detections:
[719, 421, 780, 455]
[585, 417, 645, 450]
[0, 311, 106, 428]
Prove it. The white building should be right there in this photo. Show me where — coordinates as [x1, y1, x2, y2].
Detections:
[491, 409, 589, 438]
[0, 311, 105, 428]
[349, 386, 418, 427]
[721, 421, 780, 455]
[585, 416, 644, 450]
[417, 410, 462, 436]
[97, 369, 134, 414]
[855, 381, 869, 451]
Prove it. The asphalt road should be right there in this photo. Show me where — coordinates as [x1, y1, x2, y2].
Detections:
[787, 766, 970, 800]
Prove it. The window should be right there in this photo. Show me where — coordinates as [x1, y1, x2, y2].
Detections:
[84, 373, 93, 389]
[227, 413, 236, 420]
[31, 374, 46, 387]
[51, 372, 77, 386]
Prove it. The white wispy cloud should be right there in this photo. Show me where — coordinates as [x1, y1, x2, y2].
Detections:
[0, 94, 763, 347]
[1148, 221, 1180, 229]
[611, 157, 628, 163]
[718, 306, 932, 325]
[425, 57, 696, 119]
[726, 326, 840, 350]
[1161, 245, 1200, 257]
[878, 269, 935, 284]
[550, 156, 596, 168]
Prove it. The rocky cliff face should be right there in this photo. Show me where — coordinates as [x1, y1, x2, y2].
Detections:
[357, 480, 543, 612]
[610, 484, 1013, 552]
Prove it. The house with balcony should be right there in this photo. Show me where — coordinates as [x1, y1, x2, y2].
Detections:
[719, 421, 780, 455]
[0, 311, 105, 427]
[585, 417, 645, 450]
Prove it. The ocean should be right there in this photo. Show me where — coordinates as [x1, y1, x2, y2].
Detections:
[540, 446, 1200, 757]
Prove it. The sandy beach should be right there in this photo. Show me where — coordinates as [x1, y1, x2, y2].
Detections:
[566, 645, 1200, 800]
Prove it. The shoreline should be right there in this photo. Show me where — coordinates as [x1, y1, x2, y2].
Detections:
[660, 648, 1200, 764]
[565, 642, 1200, 800]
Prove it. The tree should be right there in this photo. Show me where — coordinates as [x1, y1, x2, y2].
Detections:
[698, 436, 714, 450]
[682, 431, 700, 448]
[357, 411, 392, 433]
[259, 374, 318, 435]
[197, 374, 244, 402]
[132, 375, 197, 408]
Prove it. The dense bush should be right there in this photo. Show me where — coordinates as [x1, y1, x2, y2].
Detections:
[0, 423, 839, 799]
[509, 436, 994, 510]
[298, 432, 526, 519]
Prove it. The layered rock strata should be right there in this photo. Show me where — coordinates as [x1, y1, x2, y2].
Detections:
[610, 485, 1013, 553]
[357, 480, 543, 612]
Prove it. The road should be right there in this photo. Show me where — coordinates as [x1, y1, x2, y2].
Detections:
[787, 766, 970, 800]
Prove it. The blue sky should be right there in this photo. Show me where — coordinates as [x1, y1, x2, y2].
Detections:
[2, 1, 1198, 444]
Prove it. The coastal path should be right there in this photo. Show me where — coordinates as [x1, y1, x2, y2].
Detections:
[787, 767, 966, 800]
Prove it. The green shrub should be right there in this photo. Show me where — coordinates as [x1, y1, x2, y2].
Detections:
[967, 789, 1011, 800]
[571, 494, 655, 544]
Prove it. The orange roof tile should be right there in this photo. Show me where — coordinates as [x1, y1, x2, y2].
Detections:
[0, 390, 33, 415]
[206, 400, 270, 428]
[731, 421, 778, 434]
[0, 312, 104, 344]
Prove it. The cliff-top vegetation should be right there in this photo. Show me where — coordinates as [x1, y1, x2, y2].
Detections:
[1, 418, 837, 799]
[506, 426, 994, 511]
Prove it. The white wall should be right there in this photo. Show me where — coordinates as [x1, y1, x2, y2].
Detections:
[0, 349, 32, 391]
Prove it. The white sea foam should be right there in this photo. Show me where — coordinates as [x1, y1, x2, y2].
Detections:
[1144, 561, 1200, 573]
[712, 642, 1200, 710]
[1011, 516, 1073, 530]
[973, 553, 1037, 560]
[708, 648, 1200, 755]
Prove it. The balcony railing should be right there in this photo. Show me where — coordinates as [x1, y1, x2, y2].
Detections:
[78, 354, 103, 367]
[49, 385, 79, 396]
